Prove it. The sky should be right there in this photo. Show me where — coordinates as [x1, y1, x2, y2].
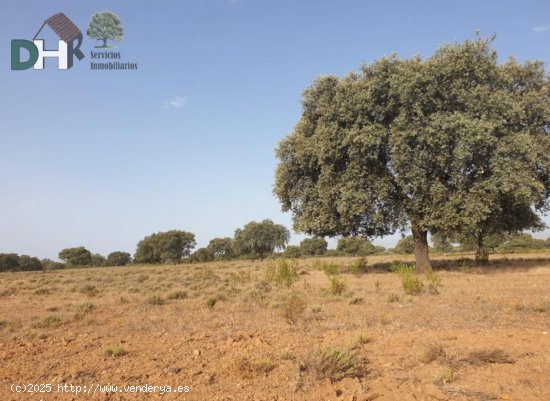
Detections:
[1, 0, 549, 260]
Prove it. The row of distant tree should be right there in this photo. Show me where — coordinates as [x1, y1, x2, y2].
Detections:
[1, 219, 549, 272]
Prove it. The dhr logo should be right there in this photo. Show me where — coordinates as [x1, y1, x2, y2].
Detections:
[11, 12, 85, 70]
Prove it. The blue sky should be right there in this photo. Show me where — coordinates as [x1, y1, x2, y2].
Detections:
[1, 0, 549, 259]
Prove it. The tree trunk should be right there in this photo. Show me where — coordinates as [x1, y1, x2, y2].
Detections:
[411, 223, 432, 274]
[475, 232, 489, 265]
[102, 38, 107, 47]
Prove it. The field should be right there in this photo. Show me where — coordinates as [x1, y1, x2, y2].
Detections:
[1, 253, 549, 401]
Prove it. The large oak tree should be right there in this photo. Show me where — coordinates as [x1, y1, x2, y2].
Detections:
[274, 36, 550, 273]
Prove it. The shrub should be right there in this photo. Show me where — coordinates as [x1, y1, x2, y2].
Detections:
[146, 295, 166, 305]
[34, 288, 52, 296]
[426, 271, 442, 286]
[328, 276, 346, 296]
[282, 245, 301, 258]
[167, 290, 187, 300]
[313, 260, 339, 275]
[402, 274, 424, 295]
[435, 367, 455, 384]
[34, 315, 62, 329]
[79, 285, 99, 297]
[279, 292, 306, 323]
[306, 348, 366, 381]
[386, 293, 400, 303]
[74, 302, 95, 320]
[266, 259, 297, 288]
[348, 257, 368, 275]
[104, 344, 126, 357]
[206, 297, 217, 309]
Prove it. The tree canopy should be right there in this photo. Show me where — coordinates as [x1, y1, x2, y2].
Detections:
[134, 230, 196, 264]
[336, 236, 376, 256]
[233, 219, 290, 258]
[274, 36, 550, 272]
[300, 237, 328, 256]
[107, 251, 132, 266]
[0, 253, 43, 272]
[58, 247, 93, 267]
[207, 237, 234, 260]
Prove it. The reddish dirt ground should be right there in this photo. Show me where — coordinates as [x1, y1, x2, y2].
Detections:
[1, 254, 549, 401]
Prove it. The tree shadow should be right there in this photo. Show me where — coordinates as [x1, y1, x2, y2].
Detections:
[368, 256, 550, 274]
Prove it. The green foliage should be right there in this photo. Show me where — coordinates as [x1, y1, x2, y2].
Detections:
[91, 253, 106, 267]
[106, 251, 131, 266]
[497, 233, 548, 253]
[58, 247, 93, 267]
[348, 257, 369, 275]
[392, 263, 424, 294]
[87, 11, 124, 47]
[103, 343, 126, 357]
[41, 259, 65, 271]
[206, 237, 234, 260]
[266, 259, 297, 288]
[274, 35, 550, 271]
[426, 271, 442, 286]
[306, 348, 365, 381]
[189, 247, 214, 263]
[431, 233, 454, 253]
[233, 219, 290, 258]
[394, 236, 415, 254]
[313, 260, 339, 275]
[328, 276, 346, 295]
[282, 245, 301, 258]
[206, 297, 217, 309]
[0, 254, 43, 272]
[300, 237, 328, 256]
[402, 274, 424, 295]
[134, 230, 196, 264]
[337, 237, 376, 256]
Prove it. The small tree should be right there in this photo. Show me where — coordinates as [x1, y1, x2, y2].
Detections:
[134, 230, 196, 264]
[87, 10, 124, 48]
[18, 255, 43, 271]
[189, 248, 213, 263]
[0, 253, 20, 272]
[206, 237, 234, 260]
[282, 245, 301, 258]
[233, 219, 290, 259]
[58, 247, 93, 267]
[336, 237, 376, 256]
[42, 258, 65, 271]
[300, 237, 328, 256]
[106, 251, 131, 266]
[394, 236, 415, 254]
[431, 233, 454, 253]
[91, 253, 106, 267]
